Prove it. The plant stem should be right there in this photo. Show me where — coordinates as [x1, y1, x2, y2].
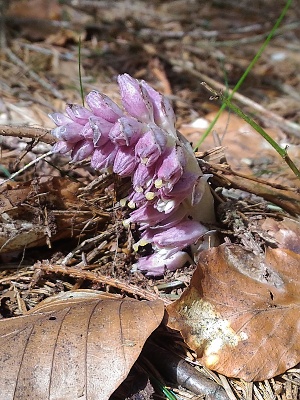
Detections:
[222, 97, 300, 179]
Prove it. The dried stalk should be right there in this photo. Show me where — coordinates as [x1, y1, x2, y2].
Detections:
[0, 124, 56, 144]
[35, 262, 171, 305]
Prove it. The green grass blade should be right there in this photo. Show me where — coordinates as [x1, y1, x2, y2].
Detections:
[222, 97, 300, 178]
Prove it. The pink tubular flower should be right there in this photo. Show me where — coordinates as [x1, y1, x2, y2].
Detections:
[49, 73, 215, 276]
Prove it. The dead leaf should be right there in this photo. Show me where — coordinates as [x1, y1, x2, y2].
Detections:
[259, 217, 300, 254]
[167, 244, 300, 381]
[0, 290, 164, 399]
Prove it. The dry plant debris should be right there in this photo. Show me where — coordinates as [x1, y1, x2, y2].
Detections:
[1, 0, 300, 399]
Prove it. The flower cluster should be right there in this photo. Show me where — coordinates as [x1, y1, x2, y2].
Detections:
[49, 74, 214, 276]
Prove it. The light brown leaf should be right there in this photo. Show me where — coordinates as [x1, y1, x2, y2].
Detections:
[167, 244, 300, 381]
[0, 290, 164, 399]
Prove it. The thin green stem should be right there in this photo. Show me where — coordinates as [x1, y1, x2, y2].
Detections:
[222, 97, 300, 179]
[194, 0, 293, 149]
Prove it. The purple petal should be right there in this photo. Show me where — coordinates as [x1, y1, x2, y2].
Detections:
[89, 116, 113, 147]
[151, 220, 208, 250]
[52, 140, 73, 154]
[48, 113, 72, 126]
[132, 163, 155, 191]
[52, 123, 83, 143]
[146, 206, 186, 230]
[118, 74, 153, 123]
[66, 104, 93, 124]
[129, 203, 168, 226]
[156, 146, 185, 189]
[109, 116, 144, 146]
[71, 140, 94, 162]
[141, 81, 176, 135]
[159, 171, 198, 205]
[91, 141, 117, 171]
[113, 146, 138, 177]
[127, 190, 146, 208]
[81, 123, 93, 140]
[136, 249, 192, 276]
[86, 90, 123, 122]
[135, 126, 167, 167]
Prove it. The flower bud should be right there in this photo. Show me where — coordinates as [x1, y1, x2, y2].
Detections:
[86, 90, 123, 122]
[118, 74, 154, 123]
[135, 126, 167, 167]
[113, 146, 138, 176]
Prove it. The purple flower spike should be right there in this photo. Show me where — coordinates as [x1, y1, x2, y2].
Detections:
[86, 90, 123, 122]
[118, 74, 154, 123]
[49, 72, 215, 276]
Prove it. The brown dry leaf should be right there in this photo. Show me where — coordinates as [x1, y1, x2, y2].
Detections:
[259, 217, 300, 254]
[0, 290, 164, 400]
[0, 176, 106, 253]
[167, 244, 300, 381]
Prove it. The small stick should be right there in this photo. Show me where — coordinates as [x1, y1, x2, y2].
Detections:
[35, 262, 171, 304]
[0, 124, 56, 144]
[0, 150, 54, 186]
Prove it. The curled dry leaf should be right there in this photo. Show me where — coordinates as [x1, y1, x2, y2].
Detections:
[0, 176, 108, 253]
[167, 244, 300, 381]
[0, 290, 164, 400]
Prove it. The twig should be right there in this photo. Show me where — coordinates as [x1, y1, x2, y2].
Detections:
[0, 124, 56, 144]
[202, 160, 300, 215]
[0, 150, 54, 186]
[34, 262, 171, 304]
